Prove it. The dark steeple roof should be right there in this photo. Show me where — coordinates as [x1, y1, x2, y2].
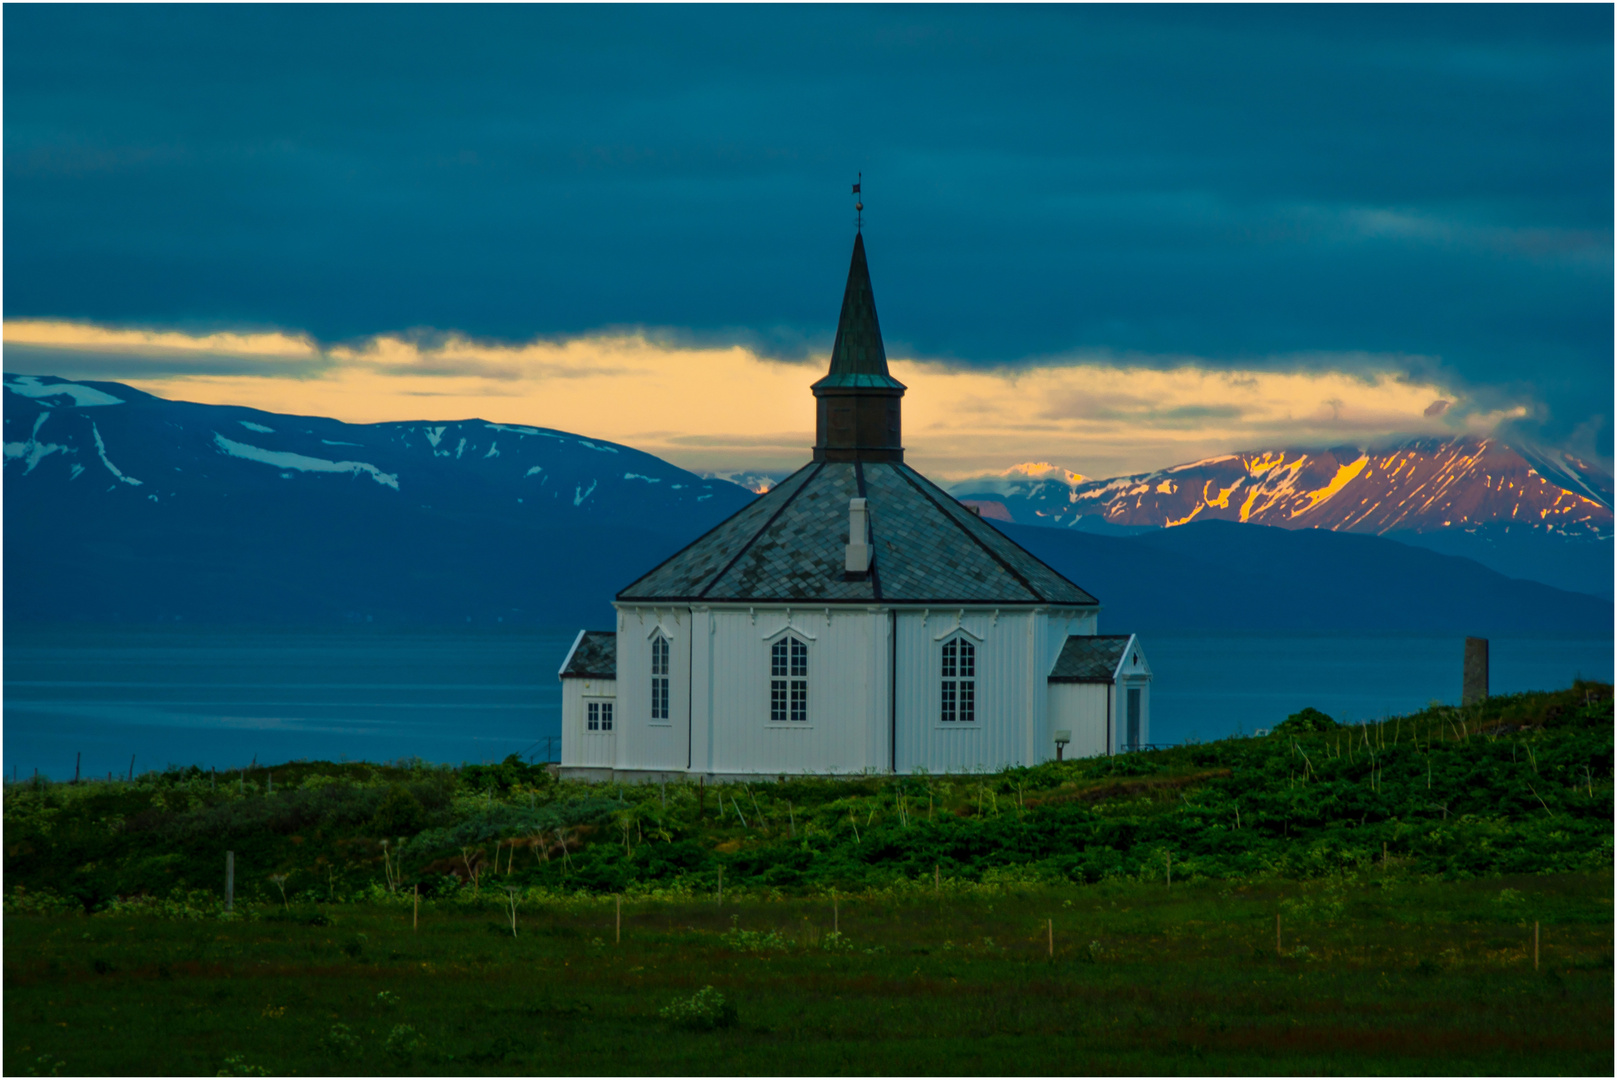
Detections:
[616, 225, 1097, 608]
[812, 232, 906, 463]
[813, 232, 905, 392]
[617, 460, 1097, 606]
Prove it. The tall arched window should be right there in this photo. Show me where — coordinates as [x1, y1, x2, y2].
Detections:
[650, 633, 670, 720]
[770, 635, 808, 722]
[941, 637, 976, 723]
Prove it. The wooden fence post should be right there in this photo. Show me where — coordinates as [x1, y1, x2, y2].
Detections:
[616, 894, 622, 945]
[413, 884, 419, 931]
[1047, 918, 1053, 958]
[225, 851, 235, 912]
[1276, 913, 1281, 955]
[1534, 921, 1539, 971]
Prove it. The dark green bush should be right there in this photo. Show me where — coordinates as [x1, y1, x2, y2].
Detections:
[372, 787, 427, 836]
[1275, 707, 1339, 734]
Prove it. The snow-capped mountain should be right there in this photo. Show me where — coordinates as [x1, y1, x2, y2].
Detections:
[3, 374, 754, 625]
[954, 437, 1614, 599]
[4, 375, 1608, 630]
[954, 436, 1611, 537]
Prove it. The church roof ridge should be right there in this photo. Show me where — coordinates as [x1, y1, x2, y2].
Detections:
[889, 462, 1073, 604]
[616, 461, 1097, 606]
[694, 461, 826, 599]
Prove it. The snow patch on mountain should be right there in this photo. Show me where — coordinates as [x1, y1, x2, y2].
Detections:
[4, 412, 73, 474]
[212, 432, 399, 490]
[5, 375, 125, 407]
[93, 423, 142, 486]
[953, 436, 1611, 539]
[239, 420, 275, 433]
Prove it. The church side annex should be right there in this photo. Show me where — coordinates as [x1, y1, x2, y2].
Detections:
[560, 224, 1152, 781]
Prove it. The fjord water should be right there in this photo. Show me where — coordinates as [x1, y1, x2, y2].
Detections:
[3, 626, 1611, 779]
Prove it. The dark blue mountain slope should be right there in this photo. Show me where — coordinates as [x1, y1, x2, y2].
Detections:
[3, 375, 755, 626]
[997, 520, 1611, 635]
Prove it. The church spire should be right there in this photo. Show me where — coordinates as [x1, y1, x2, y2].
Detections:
[812, 228, 906, 462]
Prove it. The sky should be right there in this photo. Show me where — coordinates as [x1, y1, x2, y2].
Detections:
[4, 5, 1611, 482]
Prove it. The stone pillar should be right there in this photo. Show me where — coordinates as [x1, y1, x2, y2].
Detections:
[1462, 638, 1489, 705]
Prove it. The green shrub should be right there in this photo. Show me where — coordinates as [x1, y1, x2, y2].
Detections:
[1275, 707, 1339, 734]
[720, 916, 789, 952]
[318, 1024, 360, 1059]
[372, 786, 427, 836]
[659, 986, 738, 1030]
[384, 1024, 427, 1057]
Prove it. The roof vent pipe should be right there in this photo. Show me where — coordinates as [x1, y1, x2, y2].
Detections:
[845, 497, 871, 576]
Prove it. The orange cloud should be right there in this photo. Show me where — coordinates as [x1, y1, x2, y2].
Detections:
[4, 319, 1524, 480]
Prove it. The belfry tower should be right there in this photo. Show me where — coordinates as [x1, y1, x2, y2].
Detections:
[811, 233, 906, 463]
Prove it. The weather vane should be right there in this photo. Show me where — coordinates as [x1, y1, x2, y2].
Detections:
[852, 172, 863, 231]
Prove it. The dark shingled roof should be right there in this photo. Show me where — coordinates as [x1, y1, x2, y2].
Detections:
[1048, 635, 1135, 682]
[618, 461, 1098, 606]
[559, 630, 617, 679]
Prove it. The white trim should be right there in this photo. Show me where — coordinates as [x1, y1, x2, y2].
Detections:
[932, 624, 985, 643]
[1111, 634, 1152, 681]
[759, 624, 814, 640]
[646, 623, 676, 642]
[557, 628, 587, 678]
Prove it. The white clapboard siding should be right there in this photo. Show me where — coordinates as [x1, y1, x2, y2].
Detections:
[698, 607, 889, 776]
[1047, 682, 1112, 759]
[560, 677, 616, 768]
[896, 609, 1041, 774]
[585, 603, 1127, 778]
[613, 606, 692, 773]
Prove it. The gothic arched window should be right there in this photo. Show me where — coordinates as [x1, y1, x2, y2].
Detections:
[940, 636, 976, 723]
[650, 633, 670, 721]
[770, 635, 809, 722]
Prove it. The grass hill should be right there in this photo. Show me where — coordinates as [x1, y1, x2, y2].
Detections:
[6, 682, 1611, 912]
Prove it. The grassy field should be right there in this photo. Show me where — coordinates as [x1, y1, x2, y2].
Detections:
[5, 683, 1612, 1074]
[5, 872, 1611, 1076]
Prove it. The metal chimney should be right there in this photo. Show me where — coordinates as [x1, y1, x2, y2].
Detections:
[845, 497, 871, 576]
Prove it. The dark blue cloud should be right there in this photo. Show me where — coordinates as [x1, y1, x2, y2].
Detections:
[4, 4, 1610, 452]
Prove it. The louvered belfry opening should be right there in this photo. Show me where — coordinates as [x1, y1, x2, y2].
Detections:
[812, 232, 907, 463]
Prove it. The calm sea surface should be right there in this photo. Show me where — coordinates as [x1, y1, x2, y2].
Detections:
[4, 627, 1611, 780]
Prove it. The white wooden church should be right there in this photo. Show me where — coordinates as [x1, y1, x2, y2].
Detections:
[559, 229, 1151, 780]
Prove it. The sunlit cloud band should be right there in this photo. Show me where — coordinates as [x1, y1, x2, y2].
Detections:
[3, 319, 1526, 482]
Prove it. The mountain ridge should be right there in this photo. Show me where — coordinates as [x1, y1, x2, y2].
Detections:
[954, 436, 1611, 536]
[3, 373, 755, 627]
[954, 436, 1613, 599]
[4, 375, 1609, 633]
